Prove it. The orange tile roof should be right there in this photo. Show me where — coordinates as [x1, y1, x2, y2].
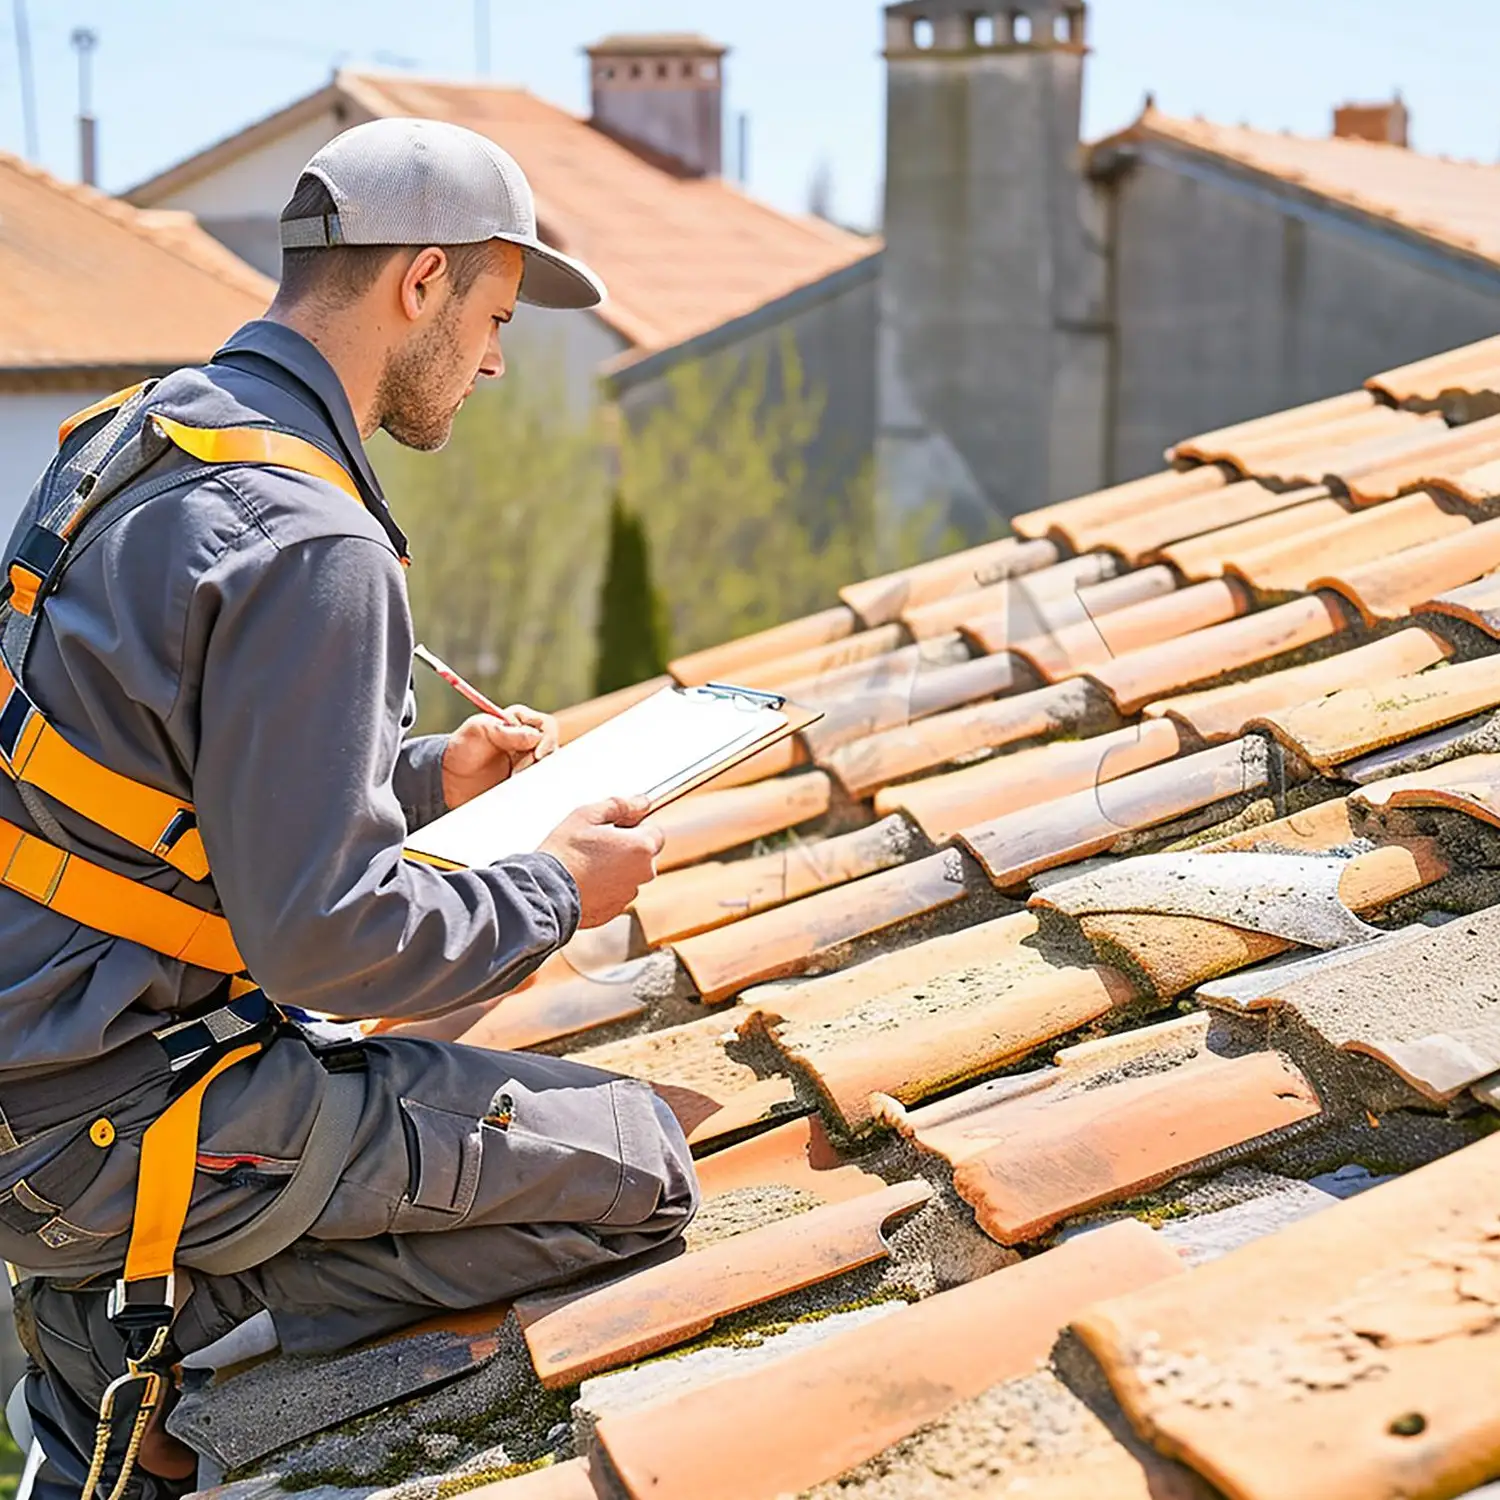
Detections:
[0, 151, 271, 374]
[1106, 105, 1500, 266]
[336, 70, 874, 355]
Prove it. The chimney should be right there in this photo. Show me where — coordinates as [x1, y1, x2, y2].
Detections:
[1333, 95, 1409, 147]
[71, 27, 99, 186]
[585, 33, 726, 177]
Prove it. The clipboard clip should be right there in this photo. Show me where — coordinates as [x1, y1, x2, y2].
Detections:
[694, 681, 788, 710]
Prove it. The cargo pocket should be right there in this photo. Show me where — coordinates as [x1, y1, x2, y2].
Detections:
[392, 1098, 484, 1232]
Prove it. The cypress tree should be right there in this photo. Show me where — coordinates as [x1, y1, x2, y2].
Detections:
[593, 493, 670, 694]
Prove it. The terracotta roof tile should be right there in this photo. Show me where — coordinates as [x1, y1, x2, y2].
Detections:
[668, 607, 857, 688]
[1156, 495, 1350, 580]
[824, 679, 1104, 800]
[876, 719, 1184, 843]
[514, 1180, 931, 1386]
[955, 738, 1273, 889]
[1426, 569, 1500, 638]
[1353, 752, 1500, 827]
[892, 1044, 1320, 1244]
[1222, 492, 1470, 596]
[692, 1115, 887, 1205]
[839, 538, 1059, 628]
[1312, 518, 1500, 623]
[1146, 627, 1453, 742]
[554, 676, 673, 744]
[591, 1221, 1183, 1500]
[0, 152, 272, 371]
[651, 771, 832, 870]
[789, 634, 970, 714]
[1011, 466, 1230, 548]
[1234, 409, 1445, 488]
[898, 554, 1121, 641]
[1166, 389, 1376, 466]
[1093, 482, 1331, 565]
[671, 851, 972, 1002]
[1073, 1132, 1500, 1500]
[1249, 652, 1500, 769]
[1340, 413, 1500, 503]
[631, 816, 914, 946]
[1368, 331, 1500, 405]
[771, 962, 1140, 1133]
[453, 961, 647, 1051]
[1002, 579, 1250, 681]
[1088, 593, 1350, 715]
[704, 623, 905, 694]
[959, 565, 1179, 659]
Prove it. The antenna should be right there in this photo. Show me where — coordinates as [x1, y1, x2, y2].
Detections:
[737, 111, 750, 185]
[71, 27, 99, 185]
[12, 0, 38, 161]
[474, 0, 490, 77]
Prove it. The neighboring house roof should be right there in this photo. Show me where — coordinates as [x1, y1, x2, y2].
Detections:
[181, 329, 1500, 1498]
[127, 69, 876, 358]
[0, 150, 272, 379]
[1098, 103, 1500, 268]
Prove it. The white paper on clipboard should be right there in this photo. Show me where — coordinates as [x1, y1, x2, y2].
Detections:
[406, 684, 795, 867]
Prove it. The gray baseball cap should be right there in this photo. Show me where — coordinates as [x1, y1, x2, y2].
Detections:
[280, 117, 605, 310]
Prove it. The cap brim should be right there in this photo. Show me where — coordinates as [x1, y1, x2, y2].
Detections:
[499, 235, 606, 310]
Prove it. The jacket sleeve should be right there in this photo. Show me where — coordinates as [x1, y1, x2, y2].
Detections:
[393, 733, 450, 831]
[192, 531, 580, 1021]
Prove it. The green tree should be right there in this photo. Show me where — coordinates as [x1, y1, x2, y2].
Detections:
[593, 493, 671, 693]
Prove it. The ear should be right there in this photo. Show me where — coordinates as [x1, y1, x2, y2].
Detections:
[399, 247, 449, 322]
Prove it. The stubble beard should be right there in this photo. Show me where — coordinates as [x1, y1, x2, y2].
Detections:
[375, 301, 469, 452]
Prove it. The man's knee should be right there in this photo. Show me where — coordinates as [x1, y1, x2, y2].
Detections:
[608, 1084, 699, 1246]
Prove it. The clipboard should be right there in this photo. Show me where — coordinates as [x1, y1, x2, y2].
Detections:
[405, 683, 822, 870]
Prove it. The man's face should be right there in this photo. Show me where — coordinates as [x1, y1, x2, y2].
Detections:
[376, 241, 524, 451]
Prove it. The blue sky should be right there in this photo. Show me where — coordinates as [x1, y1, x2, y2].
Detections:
[5, 1, 1499, 229]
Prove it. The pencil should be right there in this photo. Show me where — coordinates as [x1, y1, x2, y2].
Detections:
[413, 644, 516, 722]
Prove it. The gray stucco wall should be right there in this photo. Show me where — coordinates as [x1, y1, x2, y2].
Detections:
[1107, 152, 1500, 480]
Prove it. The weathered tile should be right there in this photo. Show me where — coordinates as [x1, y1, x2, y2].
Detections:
[1314, 516, 1500, 623]
[895, 1048, 1320, 1244]
[899, 552, 1121, 640]
[1353, 752, 1500, 827]
[592, 1220, 1184, 1500]
[737, 911, 1041, 1028]
[1250, 652, 1500, 770]
[1074, 1132, 1500, 1500]
[693, 1115, 886, 1204]
[1427, 568, 1500, 638]
[772, 962, 1141, 1133]
[824, 678, 1105, 800]
[1089, 594, 1349, 715]
[514, 1180, 932, 1386]
[463, 1458, 599, 1498]
[1341, 412, 1500, 504]
[1157, 495, 1349, 580]
[1198, 907, 1500, 1101]
[956, 738, 1271, 890]
[1011, 465, 1229, 550]
[876, 720, 1183, 843]
[1168, 389, 1375, 465]
[1224, 492, 1471, 596]
[456, 962, 649, 1052]
[1003, 579, 1249, 681]
[554, 676, 673, 744]
[1431, 454, 1500, 506]
[671, 850, 972, 1003]
[840, 538, 1059, 627]
[1367, 331, 1500, 404]
[569, 1010, 799, 1149]
[1107, 482, 1332, 565]
[668, 605, 856, 687]
[717, 622, 907, 694]
[632, 817, 915, 946]
[1145, 628, 1453, 743]
[651, 770, 831, 871]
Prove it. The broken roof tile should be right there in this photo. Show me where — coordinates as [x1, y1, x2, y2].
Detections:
[1089, 594, 1351, 715]
[1002, 579, 1250, 682]
[1249, 652, 1500, 770]
[1156, 495, 1351, 580]
[1011, 465, 1229, 550]
[894, 1046, 1320, 1244]
[671, 850, 972, 1003]
[825, 678, 1106, 800]
[876, 719, 1183, 843]
[1426, 568, 1500, 639]
[1352, 752, 1500, 827]
[592, 1220, 1183, 1500]
[1223, 492, 1471, 596]
[1073, 1132, 1500, 1500]
[1198, 906, 1500, 1101]
[632, 816, 916, 947]
[692, 1114, 886, 1204]
[555, 676, 674, 744]
[898, 553, 1121, 641]
[1366, 331, 1500, 405]
[772, 962, 1140, 1133]
[839, 538, 1059, 627]
[1145, 628, 1453, 743]
[1313, 516, 1500, 624]
[652, 770, 831, 871]
[668, 606, 857, 687]
[1167, 389, 1375, 465]
[956, 737, 1272, 889]
[514, 1179, 931, 1386]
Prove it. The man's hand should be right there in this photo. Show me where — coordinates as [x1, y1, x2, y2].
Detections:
[539, 796, 665, 928]
[441, 705, 560, 810]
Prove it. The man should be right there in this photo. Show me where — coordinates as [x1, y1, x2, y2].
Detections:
[0, 118, 696, 1499]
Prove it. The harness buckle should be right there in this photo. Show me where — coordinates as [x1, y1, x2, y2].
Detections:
[3, 524, 68, 616]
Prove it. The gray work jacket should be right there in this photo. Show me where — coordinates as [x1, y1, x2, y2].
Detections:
[0, 320, 580, 1079]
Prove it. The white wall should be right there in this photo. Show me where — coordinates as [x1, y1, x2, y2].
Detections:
[0, 391, 109, 544]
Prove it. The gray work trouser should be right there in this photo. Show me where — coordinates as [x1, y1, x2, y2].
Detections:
[4, 1033, 697, 1475]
